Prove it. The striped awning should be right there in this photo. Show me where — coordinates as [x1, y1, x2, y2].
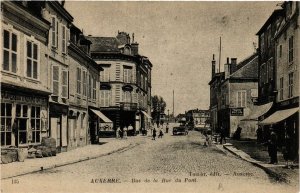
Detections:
[259, 107, 299, 125]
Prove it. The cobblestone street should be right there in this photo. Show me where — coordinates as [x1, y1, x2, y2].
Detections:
[2, 129, 297, 193]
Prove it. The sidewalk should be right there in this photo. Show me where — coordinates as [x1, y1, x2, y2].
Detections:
[1, 137, 136, 179]
[221, 139, 299, 186]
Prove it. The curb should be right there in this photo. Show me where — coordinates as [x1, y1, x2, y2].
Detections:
[222, 145, 288, 183]
[1, 143, 135, 180]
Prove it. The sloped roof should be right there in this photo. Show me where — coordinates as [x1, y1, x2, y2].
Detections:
[86, 36, 121, 53]
[230, 54, 258, 79]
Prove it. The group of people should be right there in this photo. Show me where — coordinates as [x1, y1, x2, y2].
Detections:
[151, 123, 169, 140]
[219, 124, 295, 166]
[116, 124, 133, 139]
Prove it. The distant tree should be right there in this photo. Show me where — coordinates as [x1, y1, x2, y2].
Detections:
[151, 95, 166, 126]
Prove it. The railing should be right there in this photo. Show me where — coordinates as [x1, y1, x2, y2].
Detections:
[120, 102, 138, 111]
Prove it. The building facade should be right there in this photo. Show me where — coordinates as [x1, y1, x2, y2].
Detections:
[259, 1, 299, 157]
[219, 55, 259, 138]
[209, 55, 225, 133]
[40, 1, 73, 152]
[185, 109, 210, 126]
[87, 32, 152, 135]
[68, 25, 103, 149]
[1, 1, 51, 147]
[256, 9, 285, 105]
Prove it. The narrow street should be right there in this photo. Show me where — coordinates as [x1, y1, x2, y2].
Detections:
[2, 129, 295, 193]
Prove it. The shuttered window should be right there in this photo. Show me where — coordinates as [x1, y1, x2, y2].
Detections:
[62, 69, 68, 98]
[76, 67, 81, 94]
[52, 66, 59, 95]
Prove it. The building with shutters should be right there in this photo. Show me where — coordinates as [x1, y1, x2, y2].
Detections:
[1, 1, 51, 147]
[87, 32, 152, 135]
[40, 1, 73, 152]
[67, 25, 103, 149]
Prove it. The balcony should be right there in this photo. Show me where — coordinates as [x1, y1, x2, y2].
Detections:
[120, 102, 138, 111]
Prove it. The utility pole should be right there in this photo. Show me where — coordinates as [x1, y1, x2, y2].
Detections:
[172, 90, 174, 119]
[219, 36, 222, 73]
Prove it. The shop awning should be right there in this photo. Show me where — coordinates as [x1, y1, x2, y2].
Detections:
[241, 102, 273, 121]
[91, 109, 113, 123]
[259, 107, 299, 125]
[141, 111, 152, 119]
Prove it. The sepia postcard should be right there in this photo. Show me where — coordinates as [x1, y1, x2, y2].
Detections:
[1, 1, 299, 193]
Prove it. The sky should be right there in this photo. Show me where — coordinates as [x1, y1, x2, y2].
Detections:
[65, 1, 279, 116]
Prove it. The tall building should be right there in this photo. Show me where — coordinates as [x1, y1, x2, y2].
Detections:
[1, 1, 51, 147]
[41, 1, 73, 152]
[219, 55, 259, 138]
[68, 25, 103, 148]
[259, 1, 299, 156]
[87, 32, 152, 135]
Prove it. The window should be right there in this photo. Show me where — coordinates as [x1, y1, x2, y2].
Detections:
[260, 33, 265, 54]
[51, 16, 58, 48]
[61, 69, 68, 98]
[288, 72, 294, 98]
[268, 58, 273, 80]
[1, 103, 12, 146]
[100, 68, 110, 82]
[26, 40, 39, 79]
[260, 63, 266, 85]
[88, 75, 92, 99]
[101, 90, 111, 107]
[123, 68, 132, 83]
[76, 67, 81, 94]
[279, 45, 282, 58]
[141, 74, 144, 89]
[267, 26, 271, 48]
[16, 104, 28, 145]
[62, 25, 66, 53]
[92, 77, 96, 100]
[237, 91, 246, 107]
[279, 77, 283, 100]
[52, 66, 59, 95]
[288, 36, 294, 63]
[123, 91, 131, 103]
[31, 106, 41, 143]
[2, 29, 17, 73]
[82, 71, 87, 96]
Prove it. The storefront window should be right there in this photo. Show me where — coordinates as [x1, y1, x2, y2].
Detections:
[16, 104, 28, 145]
[31, 106, 41, 143]
[0, 103, 12, 146]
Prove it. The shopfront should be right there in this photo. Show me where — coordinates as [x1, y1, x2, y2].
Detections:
[49, 103, 68, 152]
[1, 90, 49, 147]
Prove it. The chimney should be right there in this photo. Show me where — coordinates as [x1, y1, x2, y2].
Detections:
[224, 57, 230, 79]
[230, 58, 237, 74]
[131, 43, 139, 55]
[211, 54, 216, 78]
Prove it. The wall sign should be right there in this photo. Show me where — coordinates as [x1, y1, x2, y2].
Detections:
[230, 108, 244, 116]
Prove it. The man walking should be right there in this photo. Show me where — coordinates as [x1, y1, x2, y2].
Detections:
[220, 125, 226, 144]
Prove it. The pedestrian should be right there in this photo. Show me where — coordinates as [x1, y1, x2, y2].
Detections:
[256, 125, 263, 143]
[119, 128, 123, 139]
[283, 123, 294, 168]
[152, 128, 157, 140]
[158, 129, 164, 138]
[166, 123, 169, 133]
[123, 126, 128, 139]
[220, 125, 226, 144]
[265, 127, 278, 164]
[116, 127, 121, 139]
[233, 125, 242, 140]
